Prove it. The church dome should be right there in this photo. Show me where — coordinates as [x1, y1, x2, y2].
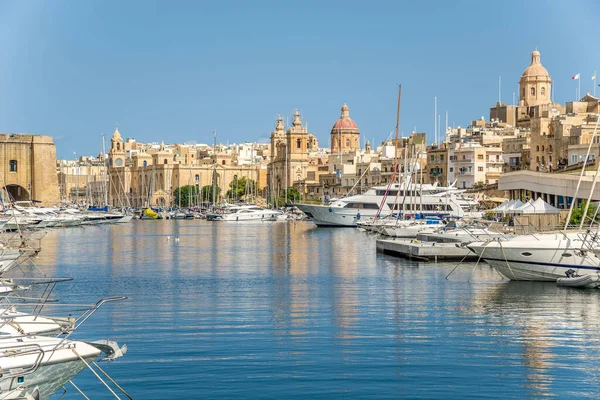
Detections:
[331, 104, 359, 133]
[521, 48, 550, 78]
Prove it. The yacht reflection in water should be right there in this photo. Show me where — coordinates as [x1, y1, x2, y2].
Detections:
[467, 281, 600, 397]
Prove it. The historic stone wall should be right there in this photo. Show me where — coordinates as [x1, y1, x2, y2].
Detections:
[0, 134, 59, 205]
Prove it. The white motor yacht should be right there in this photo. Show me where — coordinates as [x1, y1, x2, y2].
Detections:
[209, 205, 283, 222]
[467, 231, 600, 281]
[0, 336, 120, 399]
[296, 183, 473, 227]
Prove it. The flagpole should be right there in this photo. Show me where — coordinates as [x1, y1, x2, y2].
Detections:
[595, 70, 597, 96]
[579, 74, 581, 100]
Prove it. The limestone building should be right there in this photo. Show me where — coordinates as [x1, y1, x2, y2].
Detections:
[425, 143, 449, 186]
[0, 134, 59, 205]
[106, 128, 268, 207]
[490, 48, 561, 128]
[268, 111, 315, 199]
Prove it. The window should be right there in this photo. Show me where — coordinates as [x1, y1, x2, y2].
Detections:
[297, 138, 301, 149]
[522, 88, 525, 97]
[9, 160, 17, 172]
[195, 174, 199, 181]
[541, 145, 545, 151]
[531, 87, 535, 96]
[536, 156, 540, 162]
[536, 145, 539, 151]
[430, 155, 435, 162]
[541, 87, 546, 96]
[143, 160, 147, 167]
[449, 167, 454, 172]
[440, 155, 444, 162]
[117, 143, 120, 151]
[164, 159, 168, 164]
[478, 154, 484, 160]
[478, 166, 484, 172]
[222, 160, 226, 165]
[345, 139, 350, 147]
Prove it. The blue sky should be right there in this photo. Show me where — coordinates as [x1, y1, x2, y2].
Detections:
[0, 0, 599, 158]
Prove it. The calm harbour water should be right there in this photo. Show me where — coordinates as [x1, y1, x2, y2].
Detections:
[35, 220, 600, 399]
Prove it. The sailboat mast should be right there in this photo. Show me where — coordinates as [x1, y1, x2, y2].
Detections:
[394, 84, 402, 167]
[102, 134, 108, 207]
[212, 130, 217, 205]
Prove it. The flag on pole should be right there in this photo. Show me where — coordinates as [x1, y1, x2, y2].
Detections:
[593, 72, 597, 80]
[572, 73, 580, 80]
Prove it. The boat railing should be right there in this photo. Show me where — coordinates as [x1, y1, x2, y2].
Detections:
[0, 343, 45, 378]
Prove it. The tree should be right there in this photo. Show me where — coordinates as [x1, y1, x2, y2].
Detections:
[201, 185, 221, 203]
[278, 187, 302, 206]
[173, 185, 200, 207]
[226, 176, 257, 201]
[569, 200, 600, 226]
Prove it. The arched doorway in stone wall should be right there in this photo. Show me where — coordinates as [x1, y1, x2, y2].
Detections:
[3, 185, 29, 202]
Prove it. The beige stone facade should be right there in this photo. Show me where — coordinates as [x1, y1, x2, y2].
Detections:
[106, 128, 268, 207]
[0, 134, 59, 205]
[57, 157, 107, 205]
[424, 143, 448, 186]
[268, 111, 315, 201]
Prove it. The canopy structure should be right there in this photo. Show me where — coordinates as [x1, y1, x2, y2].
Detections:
[491, 200, 511, 212]
[509, 197, 560, 215]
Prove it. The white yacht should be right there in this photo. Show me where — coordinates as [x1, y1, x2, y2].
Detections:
[467, 231, 600, 281]
[0, 336, 121, 399]
[380, 219, 446, 238]
[209, 205, 283, 222]
[296, 183, 476, 227]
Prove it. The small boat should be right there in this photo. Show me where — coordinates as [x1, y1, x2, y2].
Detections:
[143, 208, 160, 219]
[556, 269, 600, 289]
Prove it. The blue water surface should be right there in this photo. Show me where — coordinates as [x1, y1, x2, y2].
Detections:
[34, 220, 600, 399]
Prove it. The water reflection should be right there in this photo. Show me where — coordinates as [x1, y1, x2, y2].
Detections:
[27, 222, 600, 399]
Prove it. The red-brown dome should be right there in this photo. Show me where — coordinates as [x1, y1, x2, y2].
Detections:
[330, 104, 359, 133]
[332, 118, 358, 130]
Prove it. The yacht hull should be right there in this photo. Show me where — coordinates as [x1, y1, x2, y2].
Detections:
[468, 239, 600, 281]
[0, 340, 101, 400]
[219, 213, 280, 222]
[294, 204, 382, 227]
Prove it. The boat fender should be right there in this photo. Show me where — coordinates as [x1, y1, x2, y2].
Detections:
[236, 216, 239, 221]
[329, 207, 333, 213]
[356, 212, 361, 220]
